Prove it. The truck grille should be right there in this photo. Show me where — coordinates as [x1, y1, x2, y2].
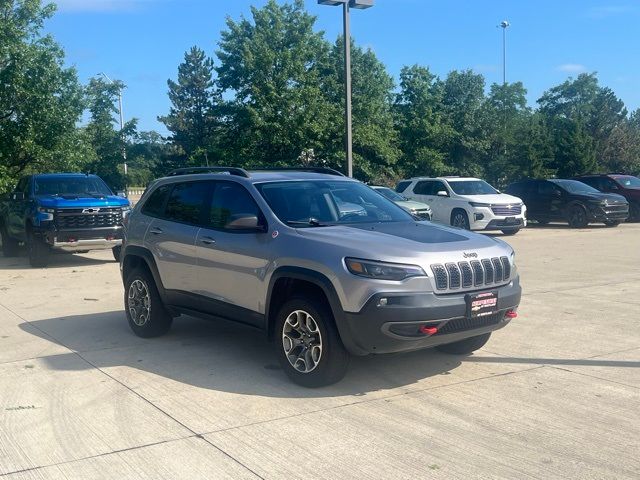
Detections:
[491, 204, 522, 216]
[55, 208, 123, 229]
[414, 209, 431, 220]
[431, 256, 511, 291]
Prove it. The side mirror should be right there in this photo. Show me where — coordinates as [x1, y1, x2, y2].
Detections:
[436, 190, 449, 197]
[12, 192, 25, 201]
[225, 214, 264, 231]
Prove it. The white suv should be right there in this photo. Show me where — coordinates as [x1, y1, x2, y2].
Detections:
[397, 177, 527, 235]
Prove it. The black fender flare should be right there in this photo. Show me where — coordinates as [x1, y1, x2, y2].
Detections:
[121, 245, 167, 299]
[265, 266, 368, 356]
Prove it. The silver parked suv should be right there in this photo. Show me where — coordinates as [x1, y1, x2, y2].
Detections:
[121, 167, 521, 387]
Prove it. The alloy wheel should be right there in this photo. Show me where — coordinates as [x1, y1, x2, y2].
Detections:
[128, 279, 151, 326]
[282, 310, 323, 373]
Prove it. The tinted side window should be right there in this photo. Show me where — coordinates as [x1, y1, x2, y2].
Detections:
[207, 182, 262, 230]
[506, 183, 524, 196]
[538, 181, 560, 196]
[413, 181, 432, 195]
[396, 180, 412, 193]
[579, 177, 598, 189]
[141, 184, 172, 217]
[164, 182, 210, 225]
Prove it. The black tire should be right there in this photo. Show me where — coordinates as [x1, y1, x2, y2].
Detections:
[124, 267, 172, 338]
[274, 296, 350, 387]
[568, 205, 589, 228]
[501, 228, 520, 236]
[604, 220, 621, 227]
[27, 230, 49, 267]
[0, 224, 20, 257]
[436, 332, 492, 355]
[628, 203, 640, 223]
[112, 245, 122, 262]
[450, 209, 470, 230]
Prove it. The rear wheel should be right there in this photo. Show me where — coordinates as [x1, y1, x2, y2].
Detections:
[274, 297, 350, 387]
[451, 210, 470, 230]
[27, 231, 49, 267]
[0, 224, 20, 257]
[629, 203, 640, 223]
[568, 205, 589, 228]
[124, 267, 172, 337]
[436, 333, 492, 355]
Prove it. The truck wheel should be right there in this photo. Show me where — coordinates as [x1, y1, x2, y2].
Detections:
[274, 297, 350, 387]
[112, 245, 122, 262]
[1, 225, 20, 257]
[451, 210, 470, 230]
[436, 333, 491, 355]
[27, 231, 49, 267]
[124, 267, 172, 338]
[568, 205, 589, 228]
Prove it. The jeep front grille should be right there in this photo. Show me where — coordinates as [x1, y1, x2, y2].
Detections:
[431, 256, 511, 291]
[55, 208, 123, 229]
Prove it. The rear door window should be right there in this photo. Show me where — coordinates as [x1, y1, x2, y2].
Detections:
[413, 181, 434, 195]
[164, 182, 210, 225]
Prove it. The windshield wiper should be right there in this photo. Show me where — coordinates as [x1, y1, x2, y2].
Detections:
[286, 218, 329, 227]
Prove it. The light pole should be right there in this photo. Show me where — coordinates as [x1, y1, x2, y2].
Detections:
[98, 72, 128, 181]
[318, 0, 374, 178]
[499, 20, 510, 85]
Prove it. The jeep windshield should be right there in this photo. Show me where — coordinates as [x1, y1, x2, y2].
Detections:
[448, 180, 498, 195]
[34, 177, 113, 197]
[256, 181, 413, 227]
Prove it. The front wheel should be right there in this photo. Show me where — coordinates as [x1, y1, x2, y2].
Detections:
[274, 297, 350, 387]
[568, 205, 589, 228]
[124, 267, 172, 338]
[27, 231, 49, 267]
[451, 210, 470, 230]
[436, 333, 492, 355]
[112, 245, 122, 262]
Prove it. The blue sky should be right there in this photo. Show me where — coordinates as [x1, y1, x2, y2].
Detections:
[47, 0, 640, 133]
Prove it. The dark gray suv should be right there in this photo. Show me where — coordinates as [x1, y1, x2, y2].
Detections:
[121, 167, 521, 387]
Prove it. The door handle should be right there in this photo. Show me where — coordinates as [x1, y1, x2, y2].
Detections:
[149, 227, 163, 235]
[200, 236, 216, 245]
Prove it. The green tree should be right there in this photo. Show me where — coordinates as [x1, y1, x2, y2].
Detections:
[394, 65, 452, 178]
[216, 0, 337, 168]
[159, 46, 220, 165]
[0, 0, 84, 192]
[441, 70, 489, 177]
[554, 119, 597, 177]
[85, 77, 136, 189]
[325, 38, 400, 181]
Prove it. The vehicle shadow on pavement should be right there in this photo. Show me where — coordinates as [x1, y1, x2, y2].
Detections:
[525, 223, 610, 230]
[19, 310, 468, 397]
[0, 252, 115, 270]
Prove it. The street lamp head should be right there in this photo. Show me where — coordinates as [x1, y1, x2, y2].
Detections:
[500, 20, 510, 29]
[318, 0, 374, 8]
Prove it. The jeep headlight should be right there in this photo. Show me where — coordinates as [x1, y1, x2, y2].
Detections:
[345, 258, 426, 281]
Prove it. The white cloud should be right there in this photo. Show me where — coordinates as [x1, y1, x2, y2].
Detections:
[556, 63, 587, 74]
[54, 0, 158, 13]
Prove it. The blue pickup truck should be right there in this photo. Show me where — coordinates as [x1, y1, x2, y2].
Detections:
[0, 173, 131, 267]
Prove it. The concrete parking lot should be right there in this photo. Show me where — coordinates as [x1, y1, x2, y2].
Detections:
[1, 224, 639, 479]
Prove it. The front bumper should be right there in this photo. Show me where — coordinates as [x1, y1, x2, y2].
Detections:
[468, 207, 527, 231]
[587, 204, 629, 222]
[336, 276, 521, 355]
[37, 226, 123, 252]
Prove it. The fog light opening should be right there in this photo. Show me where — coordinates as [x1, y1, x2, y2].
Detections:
[505, 310, 518, 319]
[377, 298, 388, 307]
[419, 325, 438, 336]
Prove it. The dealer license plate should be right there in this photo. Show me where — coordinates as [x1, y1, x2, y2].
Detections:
[467, 291, 498, 318]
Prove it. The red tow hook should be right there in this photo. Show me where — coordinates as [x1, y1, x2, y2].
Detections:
[505, 310, 518, 319]
[419, 326, 438, 336]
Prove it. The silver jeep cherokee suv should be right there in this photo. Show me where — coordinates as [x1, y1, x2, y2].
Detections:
[121, 167, 521, 387]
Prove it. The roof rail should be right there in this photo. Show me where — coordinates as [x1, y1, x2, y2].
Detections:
[250, 167, 346, 177]
[166, 167, 250, 178]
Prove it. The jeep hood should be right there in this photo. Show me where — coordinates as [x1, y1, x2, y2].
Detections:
[296, 221, 510, 257]
[35, 194, 130, 209]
